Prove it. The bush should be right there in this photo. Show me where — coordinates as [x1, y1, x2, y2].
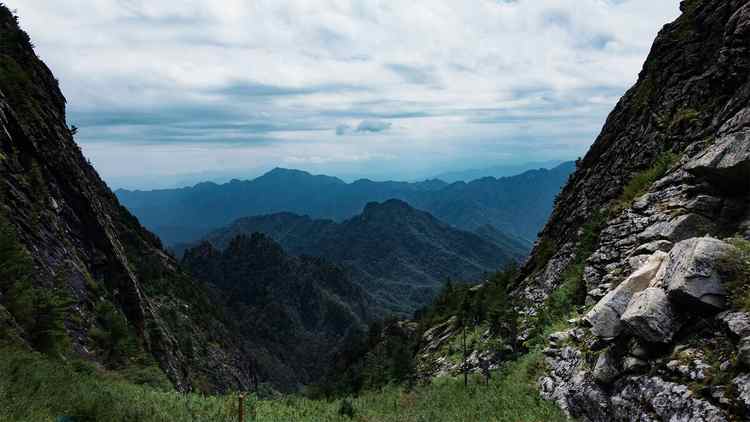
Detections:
[0, 216, 70, 355]
[610, 151, 679, 216]
[528, 211, 606, 346]
[725, 238, 750, 312]
[91, 301, 139, 366]
[337, 399, 355, 418]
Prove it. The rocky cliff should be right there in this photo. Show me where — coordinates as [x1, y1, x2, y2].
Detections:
[515, 1, 750, 420]
[0, 6, 251, 392]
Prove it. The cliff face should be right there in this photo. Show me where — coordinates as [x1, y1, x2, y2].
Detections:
[520, 0, 750, 308]
[518, 1, 750, 420]
[0, 6, 251, 392]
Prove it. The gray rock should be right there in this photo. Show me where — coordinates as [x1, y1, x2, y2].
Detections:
[739, 337, 750, 367]
[622, 357, 649, 373]
[593, 348, 621, 384]
[686, 129, 750, 192]
[628, 339, 651, 359]
[622, 288, 681, 343]
[611, 376, 727, 422]
[638, 214, 714, 243]
[586, 251, 668, 339]
[548, 331, 570, 348]
[734, 373, 750, 412]
[710, 386, 732, 406]
[633, 240, 674, 256]
[664, 237, 737, 311]
[716, 311, 750, 338]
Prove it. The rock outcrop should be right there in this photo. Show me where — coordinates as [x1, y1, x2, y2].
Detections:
[520, 0, 750, 420]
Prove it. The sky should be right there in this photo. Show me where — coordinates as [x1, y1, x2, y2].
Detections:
[5, 0, 680, 189]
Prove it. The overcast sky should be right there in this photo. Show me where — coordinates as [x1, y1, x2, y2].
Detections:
[6, 0, 680, 189]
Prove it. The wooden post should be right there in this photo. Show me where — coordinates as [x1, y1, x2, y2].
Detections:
[463, 324, 467, 387]
[238, 392, 245, 422]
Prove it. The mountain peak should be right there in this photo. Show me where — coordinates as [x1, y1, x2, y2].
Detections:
[361, 199, 415, 218]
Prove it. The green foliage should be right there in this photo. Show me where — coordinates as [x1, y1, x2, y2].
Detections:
[337, 399, 355, 418]
[0, 217, 32, 290]
[724, 238, 750, 312]
[529, 211, 606, 346]
[610, 151, 679, 216]
[0, 344, 565, 422]
[632, 76, 656, 110]
[0, 216, 70, 355]
[419, 263, 519, 338]
[0, 346, 235, 422]
[669, 108, 699, 132]
[90, 301, 139, 367]
[530, 239, 555, 272]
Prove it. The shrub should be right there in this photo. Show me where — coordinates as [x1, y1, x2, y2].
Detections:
[91, 301, 139, 367]
[725, 238, 750, 312]
[610, 151, 679, 216]
[528, 211, 606, 346]
[337, 399, 355, 418]
[0, 215, 70, 355]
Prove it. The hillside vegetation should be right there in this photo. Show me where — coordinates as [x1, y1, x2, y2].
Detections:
[0, 345, 565, 422]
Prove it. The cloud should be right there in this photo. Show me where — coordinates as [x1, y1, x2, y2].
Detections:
[336, 124, 351, 135]
[4, 0, 680, 188]
[386, 64, 437, 85]
[356, 120, 392, 133]
[335, 120, 392, 135]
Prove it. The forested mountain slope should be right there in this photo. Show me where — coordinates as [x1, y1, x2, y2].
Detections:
[181, 234, 372, 390]
[193, 200, 521, 314]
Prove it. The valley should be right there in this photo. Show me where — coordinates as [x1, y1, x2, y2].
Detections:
[2, 1, 750, 422]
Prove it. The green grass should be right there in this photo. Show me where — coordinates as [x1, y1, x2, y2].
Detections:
[0, 345, 566, 422]
[610, 151, 679, 216]
[725, 238, 750, 312]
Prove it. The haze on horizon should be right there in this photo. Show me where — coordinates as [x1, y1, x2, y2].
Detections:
[5, 0, 679, 189]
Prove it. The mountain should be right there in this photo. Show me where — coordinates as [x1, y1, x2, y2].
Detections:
[192, 200, 521, 314]
[504, 1, 750, 420]
[181, 234, 372, 390]
[115, 162, 574, 246]
[0, 6, 252, 392]
[433, 160, 565, 183]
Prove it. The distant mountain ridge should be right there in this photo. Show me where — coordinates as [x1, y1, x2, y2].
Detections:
[190, 200, 521, 314]
[433, 160, 565, 183]
[116, 162, 575, 246]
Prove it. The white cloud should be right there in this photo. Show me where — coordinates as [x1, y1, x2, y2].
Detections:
[5, 0, 680, 188]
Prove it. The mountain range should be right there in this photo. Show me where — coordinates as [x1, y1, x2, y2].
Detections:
[432, 160, 564, 183]
[115, 162, 575, 246]
[188, 199, 522, 314]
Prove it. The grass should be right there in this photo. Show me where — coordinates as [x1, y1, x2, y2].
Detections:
[724, 237, 750, 312]
[610, 151, 679, 216]
[0, 345, 566, 422]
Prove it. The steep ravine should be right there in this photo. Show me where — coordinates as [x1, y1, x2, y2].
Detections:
[513, 1, 750, 420]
